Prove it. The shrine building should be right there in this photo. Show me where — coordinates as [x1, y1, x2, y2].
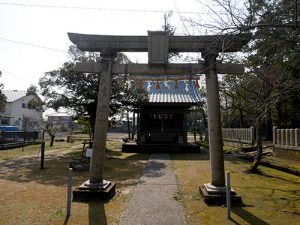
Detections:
[123, 78, 202, 152]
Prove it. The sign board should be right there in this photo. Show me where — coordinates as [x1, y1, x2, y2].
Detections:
[148, 31, 169, 64]
[86, 148, 93, 157]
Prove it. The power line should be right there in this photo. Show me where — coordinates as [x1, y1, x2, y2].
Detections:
[173, 0, 191, 35]
[0, 2, 214, 15]
[0, 37, 67, 53]
[1, 70, 32, 84]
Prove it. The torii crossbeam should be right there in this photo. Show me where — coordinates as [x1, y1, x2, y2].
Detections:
[69, 31, 251, 202]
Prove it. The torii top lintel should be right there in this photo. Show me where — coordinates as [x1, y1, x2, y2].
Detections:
[68, 32, 251, 54]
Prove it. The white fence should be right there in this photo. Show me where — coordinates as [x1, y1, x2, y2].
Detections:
[222, 127, 255, 146]
[273, 126, 300, 149]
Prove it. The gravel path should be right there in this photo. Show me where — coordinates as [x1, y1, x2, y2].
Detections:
[119, 154, 187, 225]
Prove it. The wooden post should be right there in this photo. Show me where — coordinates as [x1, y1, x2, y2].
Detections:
[291, 129, 295, 146]
[295, 128, 299, 147]
[132, 110, 136, 139]
[277, 129, 281, 145]
[66, 168, 73, 217]
[273, 126, 277, 146]
[137, 109, 140, 142]
[40, 130, 45, 170]
[23, 131, 26, 149]
[90, 55, 114, 184]
[203, 51, 225, 187]
[286, 129, 289, 146]
[281, 129, 284, 146]
[127, 110, 131, 139]
[226, 171, 231, 219]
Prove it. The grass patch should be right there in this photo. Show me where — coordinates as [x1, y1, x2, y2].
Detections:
[196, 141, 256, 153]
[220, 144, 300, 172]
[263, 156, 300, 171]
[171, 153, 300, 225]
[197, 141, 209, 148]
[51, 210, 66, 219]
[223, 144, 238, 153]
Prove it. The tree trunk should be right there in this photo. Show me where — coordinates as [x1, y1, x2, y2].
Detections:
[50, 135, 55, 147]
[239, 108, 245, 128]
[247, 122, 263, 173]
[88, 108, 96, 138]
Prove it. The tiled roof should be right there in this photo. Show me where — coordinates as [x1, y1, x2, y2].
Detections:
[145, 80, 201, 104]
[47, 112, 71, 117]
[2, 90, 27, 102]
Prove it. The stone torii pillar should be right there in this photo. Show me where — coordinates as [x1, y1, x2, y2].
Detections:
[199, 50, 242, 203]
[73, 53, 117, 200]
[203, 51, 225, 187]
[89, 54, 114, 185]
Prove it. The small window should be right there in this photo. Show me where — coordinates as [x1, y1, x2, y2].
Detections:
[1, 118, 9, 125]
[22, 103, 26, 108]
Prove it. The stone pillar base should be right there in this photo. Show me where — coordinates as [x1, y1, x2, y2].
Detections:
[73, 180, 116, 201]
[199, 183, 242, 205]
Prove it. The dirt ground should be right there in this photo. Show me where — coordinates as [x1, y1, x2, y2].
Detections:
[0, 141, 149, 225]
[0, 137, 299, 225]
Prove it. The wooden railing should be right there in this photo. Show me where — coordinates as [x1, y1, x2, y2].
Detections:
[222, 127, 255, 146]
[273, 126, 300, 150]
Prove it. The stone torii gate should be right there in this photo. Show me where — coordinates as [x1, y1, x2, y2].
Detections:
[69, 31, 251, 201]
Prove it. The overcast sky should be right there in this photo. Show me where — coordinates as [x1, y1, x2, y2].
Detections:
[0, 0, 221, 91]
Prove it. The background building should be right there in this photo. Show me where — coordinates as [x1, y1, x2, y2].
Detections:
[0, 90, 43, 130]
[46, 112, 72, 132]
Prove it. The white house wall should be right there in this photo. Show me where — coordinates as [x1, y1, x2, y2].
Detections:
[3, 102, 12, 116]
[6, 95, 42, 129]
